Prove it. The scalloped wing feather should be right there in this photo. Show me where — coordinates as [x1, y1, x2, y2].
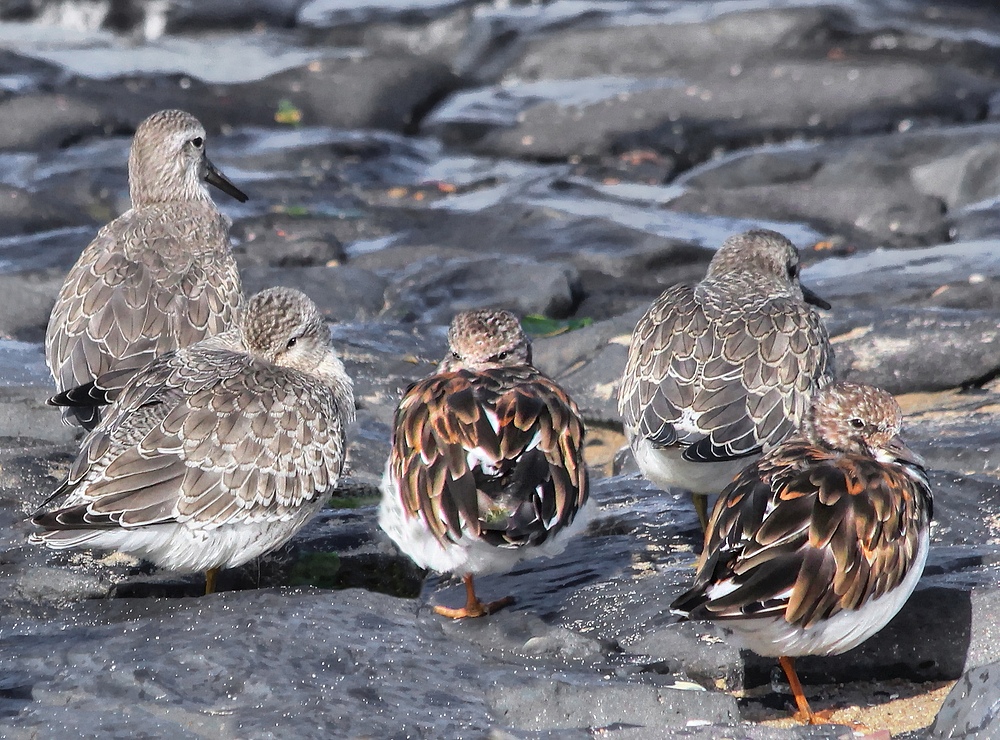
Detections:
[620, 284, 833, 462]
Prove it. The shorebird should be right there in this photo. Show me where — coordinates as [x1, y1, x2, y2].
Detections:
[618, 229, 834, 530]
[671, 382, 932, 724]
[32, 288, 355, 595]
[45, 109, 248, 429]
[379, 308, 592, 618]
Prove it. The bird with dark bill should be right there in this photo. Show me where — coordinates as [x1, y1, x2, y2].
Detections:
[670, 382, 932, 724]
[618, 229, 834, 531]
[46, 108, 248, 429]
[32, 288, 355, 595]
[379, 308, 592, 618]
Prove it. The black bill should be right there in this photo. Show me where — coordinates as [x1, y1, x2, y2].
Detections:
[203, 157, 248, 203]
[802, 285, 831, 310]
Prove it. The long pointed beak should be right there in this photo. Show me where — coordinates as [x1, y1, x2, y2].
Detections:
[801, 284, 831, 310]
[203, 156, 248, 203]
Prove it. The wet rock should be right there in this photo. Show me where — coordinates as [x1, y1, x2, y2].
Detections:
[0, 51, 459, 151]
[0, 385, 76, 446]
[0, 587, 751, 737]
[665, 124, 1000, 249]
[488, 677, 737, 731]
[298, 0, 474, 30]
[929, 660, 1000, 739]
[532, 309, 641, 423]
[165, 0, 305, 33]
[381, 254, 581, 324]
[230, 214, 346, 268]
[0, 184, 91, 236]
[827, 308, 1000, 394]
[424, 60, 990, 166]
[243, 264, 388, 323]
[238, 54, 460, 133]
[0, 269, 63, 342]
[900, 391, 1000, 479]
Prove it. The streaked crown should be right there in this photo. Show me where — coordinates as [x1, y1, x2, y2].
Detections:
[801, 382, 904, 456]
[242, 287, 332, 370]
[442, 309, 531, 371]
[128, 109, 211, 206]
[707, 228, 803, 289]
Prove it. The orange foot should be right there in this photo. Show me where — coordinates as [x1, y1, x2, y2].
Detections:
[791, 707, 835, 725]
[433, 595, 515, 619]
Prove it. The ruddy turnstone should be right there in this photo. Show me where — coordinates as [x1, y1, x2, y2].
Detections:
[32, 287, 354, 595]
[670, 382, 932, 723]
[618, 229, 834, 530]
[379, 308, 592, 618]
[46, 109, 247, 429]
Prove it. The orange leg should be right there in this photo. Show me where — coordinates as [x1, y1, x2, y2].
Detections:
[433, 574, 514, 619]
[778, 656, 834, 725]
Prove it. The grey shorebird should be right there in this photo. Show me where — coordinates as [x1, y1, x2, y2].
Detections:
[379, 309, 592, 619]
[618, 229, 834, 530]
[46, 109, 248, 429]
[671, 382, 932, 724]
[32, 287, 355, 595]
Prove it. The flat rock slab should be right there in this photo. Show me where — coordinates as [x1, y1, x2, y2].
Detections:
[0, 588, 743, 738]
[930, 660, 1000, 739]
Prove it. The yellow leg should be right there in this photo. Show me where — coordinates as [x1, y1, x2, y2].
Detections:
[205, 567, 219, 596]
[433, 574, 514, 619]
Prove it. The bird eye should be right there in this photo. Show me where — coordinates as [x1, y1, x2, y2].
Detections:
[849, 417, 864, 429]
[287, 337, 298, 349]
[787, 263, 799, 279]
[190, 137, 204, 148]
[496, 351, 509, 361]
[451, 351, 461, 360]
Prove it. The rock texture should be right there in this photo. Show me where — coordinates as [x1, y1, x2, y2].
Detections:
[2, 0, 1000, 737]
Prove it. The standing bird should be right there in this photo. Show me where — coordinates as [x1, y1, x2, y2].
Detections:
[618, 229, 834, 530]
[671, 382, 932, 724]
[379, 309, 592, 619]
[46, 109, 248, 429]
[32, 288, 355, 595]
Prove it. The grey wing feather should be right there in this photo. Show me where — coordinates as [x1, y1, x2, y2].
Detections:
[45, 207, 243, 424]
[620, 285, 833, 460]
[40, 347, 349, 531]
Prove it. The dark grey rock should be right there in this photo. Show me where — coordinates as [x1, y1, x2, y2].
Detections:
[165, 0, 305, 32]
[0, 51, 458, 151]
[381, 254, 581, 323]
[0, 270, 63, 342]
[488, 678, 737, 731]
[231, 214, 346, 268]
[0, 184, 91, 236]
[0, 385, 77, 446]
[424, 60, 990, 166]
[826, 307, 1000, 394]
[930, 660, 1000, 739]
[806, 239, 1000, 310]
[242, 264, 388, 323]
[297, 0, 474, 29]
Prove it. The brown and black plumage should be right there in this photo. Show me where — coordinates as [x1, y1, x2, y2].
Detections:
[379, 309, 592, 619]
[45, 109, 247, 429]
[32, 288, 355, 595]
[618, 229, 834, 529]
[671, 382, 932, 723]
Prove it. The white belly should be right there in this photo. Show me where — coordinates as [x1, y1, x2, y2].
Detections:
[34, 500, 325, 573]
[725, 528, 930, 657]
[631, 435, 755, 496]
